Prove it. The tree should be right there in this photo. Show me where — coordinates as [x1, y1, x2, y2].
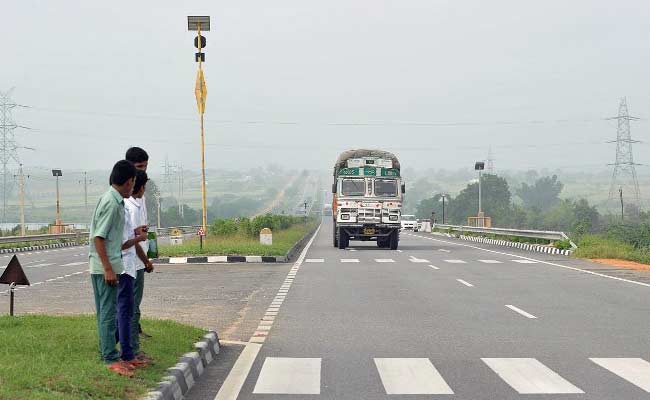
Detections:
[448, 174, 512, 225]
[516, 175, 563, 211]
[415, 194, 449, 222]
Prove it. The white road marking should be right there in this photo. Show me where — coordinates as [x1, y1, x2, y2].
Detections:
[512, 259, 538, 264]
[444, 259, 466, 264]
[305, 259, 324, 263]
[213, 343, 262, 400]
[482, 358, 583, 394]
[348, 249, 357, 252]
[408, 233, 650, 288]
[457, 279, 474, 287]
[438, 249, 451, 252]
[428, 265, 440, 270]
[26, 263, 54, 268]
[478, 259, 503, 264]
[396, 250, 403, 253]
[340, 258, 360, 263]
[374, 358, 453, 394]
[375, 259, 395, 263]
[409, 256, 430, 263]
[590, 358, 650, 392]
[506, 304, 537, 319]
[61, 261, 87, 267]
[253, 358, 321, 394]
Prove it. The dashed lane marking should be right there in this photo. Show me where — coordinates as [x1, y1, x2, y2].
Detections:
[444, 259, 466, 264]
[305, 259, 324, 263]
[478, 259, 503, 264]
[512, 259, 538, 264]
[340, 259, 360, 263]
[506, 304, 537, 319]
[375, 259, 395, 263]
[457, 279, 474, 287]
[428, 264, 440, 270]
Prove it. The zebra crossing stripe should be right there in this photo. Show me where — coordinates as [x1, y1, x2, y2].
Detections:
[482, 358, 583, 394]
[444, 259, 466, 264]
[253, 358, 321, 394]
[374, 358, 453, 394]
[478, 259, 502, 264]
[590, 358, 650, 392]
[340, 259, 360, 263]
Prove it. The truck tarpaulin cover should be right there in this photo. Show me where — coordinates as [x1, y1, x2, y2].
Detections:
[333, 149, 401, 176]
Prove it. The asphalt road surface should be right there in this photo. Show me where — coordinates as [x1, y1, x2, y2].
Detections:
[0, 246, 89, 295]
[193, 221, 650, 400]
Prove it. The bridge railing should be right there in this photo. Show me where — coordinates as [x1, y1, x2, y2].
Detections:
[432, 224, 577, 249]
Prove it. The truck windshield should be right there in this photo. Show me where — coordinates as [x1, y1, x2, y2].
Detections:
[374, 179, 398, 197]
[341, 179, 366, 196]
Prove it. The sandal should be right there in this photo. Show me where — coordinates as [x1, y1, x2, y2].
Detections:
[107, 362, 134, 377]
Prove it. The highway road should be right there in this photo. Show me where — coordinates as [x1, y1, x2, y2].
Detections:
[202, 221, 650, 400]
[0, 246, 89, 295]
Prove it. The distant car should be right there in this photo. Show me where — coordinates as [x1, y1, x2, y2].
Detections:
[401, 214, 417, 230]
[415, 220, 422, 232]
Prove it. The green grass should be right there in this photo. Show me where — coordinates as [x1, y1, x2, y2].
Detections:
[160, 221, 318, 257]
[0, 315, 205, 400]
[573, 234, 650, 264]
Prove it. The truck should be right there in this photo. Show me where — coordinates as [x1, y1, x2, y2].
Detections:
[332, 149, 404, 250]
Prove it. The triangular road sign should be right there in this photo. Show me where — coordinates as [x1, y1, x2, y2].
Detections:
[0, 255, 30, 286]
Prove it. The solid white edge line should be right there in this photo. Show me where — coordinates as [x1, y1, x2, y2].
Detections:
[506, 304, 537, 319]
[457, 279, 474, 287]
[406, 233, 650, 288]
[213, 343, 262, 400]
[213, 224, 321, 400]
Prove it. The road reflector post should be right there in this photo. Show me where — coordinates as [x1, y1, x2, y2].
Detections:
[260, 228, 272, 246]
[0, 255, 30, 316]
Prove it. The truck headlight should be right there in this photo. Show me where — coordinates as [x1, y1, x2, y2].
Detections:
[341, 214, 350, 220]
[389, 215, 398, 221]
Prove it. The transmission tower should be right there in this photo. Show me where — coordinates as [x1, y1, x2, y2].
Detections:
[607, 97, 641, 207]
[0, 89, 23, 223]
[486, 146, 495, 173]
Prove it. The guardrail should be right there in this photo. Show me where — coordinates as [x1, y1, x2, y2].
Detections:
[156, 226, 201, 237]
[432, 224, 577, 249]
[0, 232, 88, 245]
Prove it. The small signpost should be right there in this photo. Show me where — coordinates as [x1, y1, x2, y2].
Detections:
[0, 255, 30, 316]
[197, 227, 206, 251]
[260, 228, 272, 246]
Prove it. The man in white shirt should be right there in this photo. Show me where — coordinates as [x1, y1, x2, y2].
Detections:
[124, 169, 154, 360]
[117, 170, 148, 368]
[126, 147, 154, 342]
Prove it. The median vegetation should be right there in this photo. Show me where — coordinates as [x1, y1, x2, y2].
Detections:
[572, 223, 650, 264]
[160, 214, 319, 257]
[0, 315, 204, 400]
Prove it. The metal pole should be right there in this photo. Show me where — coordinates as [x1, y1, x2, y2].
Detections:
[19, 165, 25, 236]
[9, 282, 15, 316]
[442, 195, 445, 224]
[55, 176, 61, 223]
[197, 23, 208, 235]
[478, 170, 482, 214]
[157, 195, 162, 229]
[84, 172, 88, 217]
[619, 187, 624, 221]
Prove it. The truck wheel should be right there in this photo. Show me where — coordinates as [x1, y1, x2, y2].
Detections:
[333, 223, 338, 247]
[389, 230, 399, 250]
[377, 238, 388, 248]
[338, 229, 349, 249]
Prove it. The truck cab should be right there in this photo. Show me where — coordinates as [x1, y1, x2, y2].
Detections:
[332, 150, 404, 250]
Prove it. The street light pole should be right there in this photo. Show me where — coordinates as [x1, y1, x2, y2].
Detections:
[52, 169, 62, 232]
[441, 194, 446, 224]
[188, 16, 210, 236]
[474, 162, 485, 227]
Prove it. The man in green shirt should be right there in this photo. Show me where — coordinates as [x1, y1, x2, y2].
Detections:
[89, 160, 137, 376]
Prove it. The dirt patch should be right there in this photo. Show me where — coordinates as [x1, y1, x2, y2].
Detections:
[590, 258, 650, 271]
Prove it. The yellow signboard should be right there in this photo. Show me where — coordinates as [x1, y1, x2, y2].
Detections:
[194, 69, 207, 114]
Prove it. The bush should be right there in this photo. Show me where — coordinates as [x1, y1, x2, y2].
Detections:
[554, 239, 572, 250]
[208, 214, 306, 238]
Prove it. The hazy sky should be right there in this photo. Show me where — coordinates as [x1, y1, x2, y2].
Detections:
[2, 0, 649, 176]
